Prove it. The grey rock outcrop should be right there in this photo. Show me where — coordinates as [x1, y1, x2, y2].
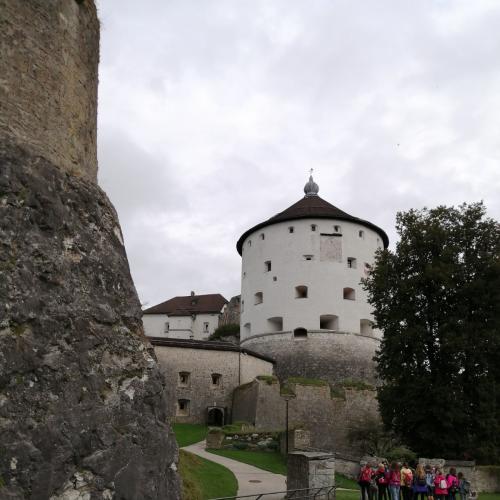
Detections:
[0, 1, 180, 498]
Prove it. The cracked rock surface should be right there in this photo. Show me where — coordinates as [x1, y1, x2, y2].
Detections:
[0, 144, 180, 499]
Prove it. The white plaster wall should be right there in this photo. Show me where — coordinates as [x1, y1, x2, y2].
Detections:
[143, 313, 220, 340]
[240, 218, 383, 342]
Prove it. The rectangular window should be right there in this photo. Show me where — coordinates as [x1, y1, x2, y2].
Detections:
[178, 372, 190, 386]
[164, 322, 169, 333]
[289, 226, 294, 233]
[311, 224, 317, 232]
[203, 322, 209, 333]
[211, 373, 222, 386]
[265, 260, 271, 272]
[334, 225, 341, 233]
[347, 257, 357, 269]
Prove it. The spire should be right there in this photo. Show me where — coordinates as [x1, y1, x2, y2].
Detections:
[304, 168, 319, 197]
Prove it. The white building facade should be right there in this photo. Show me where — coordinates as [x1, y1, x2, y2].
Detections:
[142, 292, 227, 341]
[237, 176, 389, 385]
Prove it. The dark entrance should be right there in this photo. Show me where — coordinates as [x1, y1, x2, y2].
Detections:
[207, 406, 225, 426]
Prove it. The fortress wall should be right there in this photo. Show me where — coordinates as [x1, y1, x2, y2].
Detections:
[232, 380, 260, 425]
[231, 379, 380, 454]
[155, 346, 240, 423]
[0, 0, 98, 180]
[242, 332, 379, 386]
[240, 352, 274, 383]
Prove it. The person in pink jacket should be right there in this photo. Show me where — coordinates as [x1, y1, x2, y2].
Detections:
[435, 468, 449, 500]
[446, 468, 459, 500]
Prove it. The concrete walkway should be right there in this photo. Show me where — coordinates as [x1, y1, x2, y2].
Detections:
[183, 440, 287, 499]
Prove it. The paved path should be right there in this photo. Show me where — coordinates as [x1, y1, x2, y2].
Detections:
[183, 440, 287, 499]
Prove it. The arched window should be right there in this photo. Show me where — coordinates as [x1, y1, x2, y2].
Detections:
[295, 285, 308, 299]
[267, 317, 283, 332]
[293, 327, 308, 339]
[320, 315, 339, 331]
[343, 287, 355, 300]
[254, 292, 263, 305]
[360, 319, 374, 335]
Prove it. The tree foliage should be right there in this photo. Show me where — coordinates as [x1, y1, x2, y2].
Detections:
[363, 202, 500, 463]
[209, 323, 240, 341]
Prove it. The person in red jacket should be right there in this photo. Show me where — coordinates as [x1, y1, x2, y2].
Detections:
[435, 468, 448, 500]
[358, 462, 375, 500]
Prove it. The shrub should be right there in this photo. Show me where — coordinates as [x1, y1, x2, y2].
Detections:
[386, 446, 417, 464]
[233, 441, 249, 450]
[209, 324, 240, 341]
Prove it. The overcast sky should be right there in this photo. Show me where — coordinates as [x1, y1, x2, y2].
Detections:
[96, 0, 500, 308]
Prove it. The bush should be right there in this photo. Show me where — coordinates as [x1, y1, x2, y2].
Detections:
[209, 324, 240, 341]
[386, 446, 417, 464]
[233, 441, 249, 450]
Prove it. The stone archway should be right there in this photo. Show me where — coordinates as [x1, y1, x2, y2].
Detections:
[207, 406, 225, 427]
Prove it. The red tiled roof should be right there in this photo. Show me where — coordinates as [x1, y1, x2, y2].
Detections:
[236, 195, 389, 255]
[143, 293, 228, 315]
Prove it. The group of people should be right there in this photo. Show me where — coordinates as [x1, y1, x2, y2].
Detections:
[357, 461, 477, 500]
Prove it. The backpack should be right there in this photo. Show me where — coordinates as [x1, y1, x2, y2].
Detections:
[417, 475, 427, 487]
[439, 478, 447, 490]
[360, 467, 372, 483]
[404, 470, 413, 487]
[426, 473, 434, 488]
[462, 480, 471, 493]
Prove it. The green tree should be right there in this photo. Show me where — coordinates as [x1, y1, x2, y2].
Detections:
[363, 202, 500, 463]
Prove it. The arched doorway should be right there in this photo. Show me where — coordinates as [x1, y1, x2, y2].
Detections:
[207, 407, 225, 427]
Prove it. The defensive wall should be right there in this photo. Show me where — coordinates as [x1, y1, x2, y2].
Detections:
[242, 331, 379, 386]
[152, 338, 274, 423]
[232, 377, 379, 454]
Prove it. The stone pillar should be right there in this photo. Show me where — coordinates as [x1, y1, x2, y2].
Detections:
[287, 451, 336, 498]
[0, 1, 180, 498]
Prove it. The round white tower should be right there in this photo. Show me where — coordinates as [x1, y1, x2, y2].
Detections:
[237, 175, 389, 384]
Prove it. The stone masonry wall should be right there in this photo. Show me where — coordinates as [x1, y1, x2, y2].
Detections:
[232, 379, 379, 454]
[0, 0, 98, 180]
[154, 346, 273, 424]
[242, 332, 379, 386]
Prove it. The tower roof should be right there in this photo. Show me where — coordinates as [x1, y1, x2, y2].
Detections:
[236, 178, 389, 255]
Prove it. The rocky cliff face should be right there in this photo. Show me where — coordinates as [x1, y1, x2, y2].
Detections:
[0, 0, 180, 498]
[0, 144, 180, 499]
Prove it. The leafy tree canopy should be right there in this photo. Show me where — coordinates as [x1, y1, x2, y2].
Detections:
[363, 202, 500, 463]
[209, 323, 240, 341]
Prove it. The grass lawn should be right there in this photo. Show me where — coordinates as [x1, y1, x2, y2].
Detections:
[172, 423, 208, 447]
[208, 449, 287, 475]
[179, 450, 238, 500]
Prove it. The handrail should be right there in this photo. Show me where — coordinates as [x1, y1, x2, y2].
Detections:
[210, 485, 336, 500]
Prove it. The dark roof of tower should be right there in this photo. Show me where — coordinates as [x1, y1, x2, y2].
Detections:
[236, 194, 389, 255]
[143, 293, 228, 316]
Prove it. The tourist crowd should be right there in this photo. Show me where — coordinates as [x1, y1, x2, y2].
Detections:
[357, 461, 477, 500]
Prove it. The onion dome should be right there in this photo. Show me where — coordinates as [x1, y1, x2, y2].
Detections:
[304, 175, 319, 197]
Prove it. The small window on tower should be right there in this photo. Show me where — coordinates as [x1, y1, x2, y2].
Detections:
[248, 240, 252, 247]
[273, 276, 277, 282]
[260, 233, 265, 240]
[254, 292, 263, 305]
[295, 285, 308, 299]
[289, 226, 294, 233]
[347, 257, 357, 269]
[304, 255, 314, 261]
[311, 224, 317, 232]
[343, 287, 356, 300]
[359, 230, 364, 239]
[264, 261, 272, 272]
[334, 225, 342, 233]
